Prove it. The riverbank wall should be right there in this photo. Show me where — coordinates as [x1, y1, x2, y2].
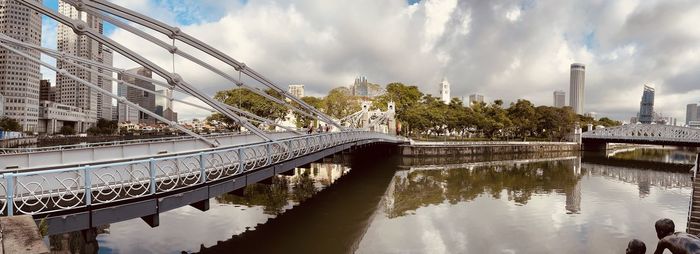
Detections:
[0, 137, 37, 148]
[400, 141, 580, 157]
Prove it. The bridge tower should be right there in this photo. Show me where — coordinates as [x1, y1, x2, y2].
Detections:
[360, 101, 371, 129]
[572, 123, 582, 144]
[387, 101, 397, 135]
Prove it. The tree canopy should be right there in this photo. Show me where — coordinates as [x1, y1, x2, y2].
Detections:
[204, 82, 622, 140]
[0, 117, 21, 132]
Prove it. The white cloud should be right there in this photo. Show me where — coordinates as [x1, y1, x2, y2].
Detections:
[93, 0, 700, 122]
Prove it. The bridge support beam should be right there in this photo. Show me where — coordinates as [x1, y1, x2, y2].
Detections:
[140, 214, 159, 228]
[582, 141, 607, 152]
[190, 199, 210, 212]
[228, 188, 246, 197]
[277, 168, 296, 176]
[259, 176, 275, 185]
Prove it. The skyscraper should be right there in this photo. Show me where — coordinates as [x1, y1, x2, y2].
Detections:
[288, 84, 305, 98]
[638, 85, 655, 124]
[0, 0, 42, 131]
[40, 80, 57, 102]
[553, 90, 566, 108]
[569, 63, 585, 114]
[155, 88, 177, 122]
[353, 76, 369, 97]
[57, 0, 113, 125]
[117, 67, 156, 124]
[439, 78, 450, 104]
[469, 94, 484, 105]
[687, 104, 698, 126]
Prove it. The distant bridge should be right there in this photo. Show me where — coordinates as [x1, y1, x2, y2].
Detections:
[582, 124, 700, 150]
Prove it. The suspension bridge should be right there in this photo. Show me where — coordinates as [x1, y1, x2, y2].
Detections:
[0, 0, 406, 235]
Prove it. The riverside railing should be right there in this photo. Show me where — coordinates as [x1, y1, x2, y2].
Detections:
[0, 131, 395, 216]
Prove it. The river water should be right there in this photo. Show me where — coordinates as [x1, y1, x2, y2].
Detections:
[48, 147, 698, 254]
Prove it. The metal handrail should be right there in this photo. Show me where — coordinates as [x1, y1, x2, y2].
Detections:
[0, 131, 295, 154]
[408, 140, 579, 146]
[0, 131, 399, 216]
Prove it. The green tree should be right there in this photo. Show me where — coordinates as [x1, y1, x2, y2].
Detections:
[373, 83, 423, 125]
[481, 100, 512, 139]
[0, 117, 21, 132]
[88, 118, 118, 136]
[597, 117, 622, 127]
[212, 88, 288, 130]
[294, 96, 325, 128]
[59, 126, 76, 136]
[508, 99, 537, 140]
[323, 87, 360, 119]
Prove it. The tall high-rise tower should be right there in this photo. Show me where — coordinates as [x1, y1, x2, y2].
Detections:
[0, 0, 43, 132]
[353, 76, 369, 97]
[638, 85, 655, 124]
[117, 67, 156, 124]
[687, 104, 698, 126]
[439, 77, 450, 104]
[569, 63, 585, 114]
[469, 94, 484, 106]
[57, 0, 113, 125]
[553, 90, 566, 108]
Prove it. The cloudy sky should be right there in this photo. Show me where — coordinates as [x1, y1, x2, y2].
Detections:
[39, 0, 700, 122]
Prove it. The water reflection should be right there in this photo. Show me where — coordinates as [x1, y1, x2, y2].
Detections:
[610, 147, 698, 164]
[359, 155, 693, 254]
[47, 161, 352, 253]
[387, 159, 584, 218]
[46, 148, 696, 254]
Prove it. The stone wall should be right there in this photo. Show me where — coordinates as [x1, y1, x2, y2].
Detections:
[0, 137, 37, 148]
[401, 142, 580, 157]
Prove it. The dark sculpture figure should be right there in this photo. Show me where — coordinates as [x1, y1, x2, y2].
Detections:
[627, 239, 646, 254]
[653, 218, 700, 254]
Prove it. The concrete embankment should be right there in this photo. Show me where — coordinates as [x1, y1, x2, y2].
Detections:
[0, 215, 49, 253]
[400, 141, 580, 157]
[0, 137, 37, 148]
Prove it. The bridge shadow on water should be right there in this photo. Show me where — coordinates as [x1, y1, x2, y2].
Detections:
[197, 144, 400, 254]
[582, 151, 694, 173]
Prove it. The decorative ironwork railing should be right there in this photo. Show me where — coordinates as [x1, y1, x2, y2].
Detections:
[0, 131, 398, 216]
[583, 124, 700, 143]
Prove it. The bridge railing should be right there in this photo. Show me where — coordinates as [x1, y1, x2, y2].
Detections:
[0, 131, 397, 216]
[0, 130, 294, 154]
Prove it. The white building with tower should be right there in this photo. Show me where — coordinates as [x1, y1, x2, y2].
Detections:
[439, 78, 450, 104]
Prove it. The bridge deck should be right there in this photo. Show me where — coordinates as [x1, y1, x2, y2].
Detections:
[0, 131, 298, 171]
[0, 131, 405, 234]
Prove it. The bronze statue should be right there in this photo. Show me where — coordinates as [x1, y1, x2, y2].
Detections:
[653, 218, 700, 254]
[627, 239, 646, 254]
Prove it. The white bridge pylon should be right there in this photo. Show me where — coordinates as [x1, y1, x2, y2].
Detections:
[8, 0, 345, 145]
[341, 101, 396, 134]
[582, 124, 700, 144]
